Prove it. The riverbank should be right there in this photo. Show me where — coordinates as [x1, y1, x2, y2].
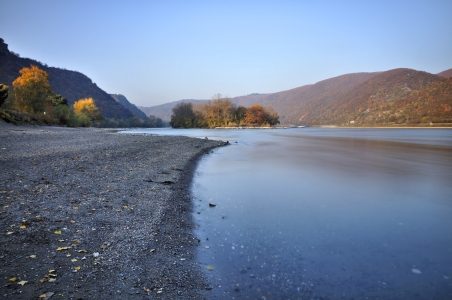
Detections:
[0, 122, 226, 299]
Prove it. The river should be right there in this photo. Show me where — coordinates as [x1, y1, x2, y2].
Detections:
[124, 128, 452, 299]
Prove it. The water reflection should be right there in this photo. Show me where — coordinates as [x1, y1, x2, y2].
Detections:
[190, 128, 452, 299]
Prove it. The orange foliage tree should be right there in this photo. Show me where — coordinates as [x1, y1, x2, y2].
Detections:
[73, 98, 104, 122]
[245, 104, 280, 126]
[12, 65, 54, 113]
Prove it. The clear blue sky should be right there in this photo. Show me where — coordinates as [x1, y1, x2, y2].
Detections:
[1, 0, 451, 107]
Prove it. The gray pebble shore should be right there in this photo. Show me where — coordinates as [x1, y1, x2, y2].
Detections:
[0, 122, 225, 299]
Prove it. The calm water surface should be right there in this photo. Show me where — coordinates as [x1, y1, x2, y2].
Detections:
[126, 128, 452, 299]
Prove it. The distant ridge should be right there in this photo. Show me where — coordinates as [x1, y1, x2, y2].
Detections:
[0, 38, 134, 119]
[438, 68, 452, 78]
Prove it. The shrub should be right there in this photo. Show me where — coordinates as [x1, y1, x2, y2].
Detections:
[77, 113, 92, 127]
[52, 105, 78, 127]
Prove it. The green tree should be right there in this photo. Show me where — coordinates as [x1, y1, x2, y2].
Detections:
[12, 65, 54, 113]
[50, 94, 68, 106]
[52, 104, 78, 126]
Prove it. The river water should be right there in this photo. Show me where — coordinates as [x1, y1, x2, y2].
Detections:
[124, 128, 452, 299]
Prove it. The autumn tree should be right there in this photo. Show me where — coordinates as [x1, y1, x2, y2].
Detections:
[245, 104, 267, 125]
[170, 98, 280, 128]
[199, 94, 234, 127]
[245, 104, 280, 126]
[0, 84, 8, 107]
[12, 65, 54, 113]
[73, 98, 104, 122]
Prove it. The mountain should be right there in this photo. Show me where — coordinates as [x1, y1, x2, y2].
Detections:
[140, 68, 451, 126]
[438, 68, 452, 78]
[0, 38, 134, 119]
[110, 94, 148, 120]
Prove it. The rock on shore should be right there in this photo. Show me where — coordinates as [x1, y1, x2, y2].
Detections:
[0, 123, 224, 299]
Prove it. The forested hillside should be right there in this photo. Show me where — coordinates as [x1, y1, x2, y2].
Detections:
[0, 38, 133, 119]
[305, 68, 445, 125]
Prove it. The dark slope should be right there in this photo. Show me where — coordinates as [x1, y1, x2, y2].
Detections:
[110, 94, 148, 120]
[0, 38, 133, 119]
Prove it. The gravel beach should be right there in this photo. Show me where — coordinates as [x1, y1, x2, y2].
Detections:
[0, 122, 225, 299]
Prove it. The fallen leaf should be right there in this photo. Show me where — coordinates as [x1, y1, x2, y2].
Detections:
[39, 292, 54, 299]
[54, 230, 62, 235]
[72, 206, 78, 210]
[74, 266, 81, 271]
[71, 259, 77, 262]
[30, 255, 37, 258]
[58, 239, 65, 242]
[20, 225, 26, 229]
[48, 278, 56, 283]
[77, 250, 88, 253]
[9, 277, 16, 282]
[56, 246, 70, 251]
[70, 220, 76, 223]
[17, 280, 28, 286]
[7, 231, 13, 235]
[206, 265, 215, 271]
[66, 254, 71, 257]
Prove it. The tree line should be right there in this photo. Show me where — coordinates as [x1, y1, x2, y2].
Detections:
[0, 64, 165, 127]
[170, 94, 280, 128]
